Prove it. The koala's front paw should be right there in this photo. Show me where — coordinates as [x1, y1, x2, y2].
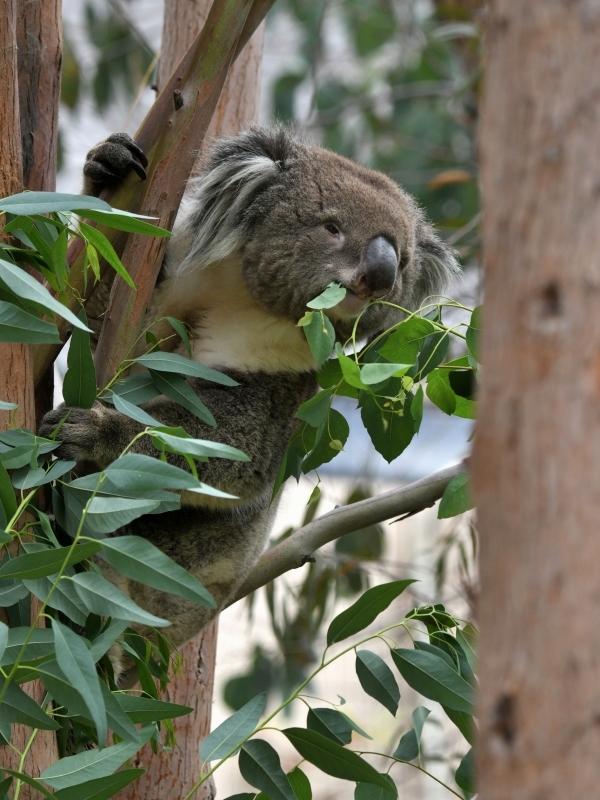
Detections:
[83, 133, 148, 196]
[39, 403, 109, 465]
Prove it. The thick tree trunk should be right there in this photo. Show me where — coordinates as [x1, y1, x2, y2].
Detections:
[0, 0, 62, 794]
[116, 4, 264, 799]
[473, 2, 600, 798]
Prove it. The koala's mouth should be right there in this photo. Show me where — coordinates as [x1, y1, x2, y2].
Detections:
[329, 287, 372, 320]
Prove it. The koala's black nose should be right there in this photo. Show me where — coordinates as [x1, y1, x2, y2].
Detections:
[350, 236, 398, 298]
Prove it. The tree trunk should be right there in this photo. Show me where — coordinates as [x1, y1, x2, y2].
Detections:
[473, 2, 600, 798]
[116, 4, 264, 799]
[0, 0, 62, 794]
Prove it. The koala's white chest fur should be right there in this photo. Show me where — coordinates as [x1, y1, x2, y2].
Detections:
[148, 252, 318, 374]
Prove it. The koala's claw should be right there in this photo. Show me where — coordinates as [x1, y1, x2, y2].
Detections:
[83, 132, 148, 195]
[39, 404, 104, 464]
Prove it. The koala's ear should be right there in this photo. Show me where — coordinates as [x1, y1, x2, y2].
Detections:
[409, 222, 460, 309]
[177, 126, 295, 273]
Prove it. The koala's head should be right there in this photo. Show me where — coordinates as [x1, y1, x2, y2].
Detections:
[179, 126, 459, 340]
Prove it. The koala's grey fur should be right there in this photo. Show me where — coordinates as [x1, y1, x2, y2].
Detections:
[42, 126, 458, 686]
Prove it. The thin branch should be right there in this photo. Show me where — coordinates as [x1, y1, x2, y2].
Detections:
[230, 461, 465, 603]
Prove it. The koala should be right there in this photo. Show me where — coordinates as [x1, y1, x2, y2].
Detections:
[40, 126, 458, 685]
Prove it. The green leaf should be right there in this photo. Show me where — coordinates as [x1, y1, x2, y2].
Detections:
[307, 707, 353, 745]
[456, 624, 477, 675]
[0, 461, 16, 521]
[98, 535, 215, 608]
[103, 453, 198, 493]
[354, 774, 396, 800]
[200, 692, 266, 762]
[0, 623, 7, 662]
[0, 777, 12, 800]
[53, 619, 107, 748]
[411, 385, 424, 433]
[0, 770, 52, 798]
[296, 389, 332, 427]
[85, 496, 161, 534]
[442, 705, 475, 745]
[78, 207, 172, 236]
[0, 257, 91, 331]
[104, 373, 161, 406]
[149, 369, 216, 427]
[0, 192, 112, 215]
[78, 222, 135, 290]
[62, 309, 97, 408]
[239, 739, 296, 800]
[301, 408, 349, 473]
[0, 300, 61, 344]
[222, 795, 256, 800]
[426, 369, 456, 415]
[52, 768, 145, 800]
[455, 748, 475, 795]
[392, 728, 418, 761]
[114, 693, 192, 723]
[359, 363, 411, 385]
[166, 316, 192, 356]
[302, 310, 335, 367]
[327, 580, 416, 645]
[12, 459, 76, 490]
[0, 578, 28, 607]
[24, 572, 88, 626]
[0, 542, 100, 579]
[355, 650, 400, 716]
[0, 677, 60, 730]
[110, 394, 162, 427]
[70, 572, 170, 627]
[99, 684, 140, 743]
[150, 429, 249, 462]
[391, 649, 475, 714]
[412, 330, 449, 378]
[0, 400, 17, 411]
[448, 369, 476, 400]
[39, 659, 100, 720]
[40, 726, 154, 789]
[88, 620, 129, 662]
[378, 318, 435, 364]
[306, 282, 346, 309]
[287, 766, 312, 800]
[0, 627, 55, 666]
[438, 472, 474, 519]
[466, 307, 481, 363]
[283, 729, 396, 794]
[359, 388, 415, 463]
[135, 352, 237, 386]
[338, 353, 369, 390]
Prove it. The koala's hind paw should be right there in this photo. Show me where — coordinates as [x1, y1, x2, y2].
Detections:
[39, 403, 107, 465]
[83, 133, 148, 196]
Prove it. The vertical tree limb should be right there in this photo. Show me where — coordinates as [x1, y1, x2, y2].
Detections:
[115, 3, 265, 798]
[474, 2, 600, 797]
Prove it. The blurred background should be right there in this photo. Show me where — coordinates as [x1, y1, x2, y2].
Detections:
[56, 1, 481, 795]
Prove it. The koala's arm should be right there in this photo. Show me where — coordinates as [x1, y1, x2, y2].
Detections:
[39, 374, 312, 503]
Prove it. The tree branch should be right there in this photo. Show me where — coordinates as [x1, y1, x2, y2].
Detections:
[230, 461, 465, 603]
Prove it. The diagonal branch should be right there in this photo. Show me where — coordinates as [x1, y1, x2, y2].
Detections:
[33, 0, 277, 390]
[230, 461, 465, 604]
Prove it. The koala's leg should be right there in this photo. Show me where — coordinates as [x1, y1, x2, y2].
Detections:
[83, 133, 148, 197]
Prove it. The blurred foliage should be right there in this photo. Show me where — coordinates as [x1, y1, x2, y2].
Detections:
[61, 0, 155, 113]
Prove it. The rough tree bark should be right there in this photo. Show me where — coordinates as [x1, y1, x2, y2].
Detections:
[474, 2, 600, 798]
[116, 5, 264, 799]
[0, 0, 62, 794]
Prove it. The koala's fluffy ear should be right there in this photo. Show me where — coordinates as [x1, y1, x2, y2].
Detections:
[177, 126, 294, 274]
[409, 221, 460, 309]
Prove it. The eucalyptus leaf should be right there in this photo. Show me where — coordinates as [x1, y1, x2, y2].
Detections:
[150, 430, 249, 462]
[295, 389, 332, 427]
[104, 373, 161, 406]
[287, 766, 312, 800]
[355, 774, 396, 800]
[306, 282, 346, 309]
[85, 496, 160, 534]
[359, 363, 411, 384]
[239, 739, 296, 800]
[355, 650, 400, 716]
[0, 400, 17, 411]
[455, 748, 475, 794]
[62, 309, 96, 408]
[0, 542, 100, 580]
[98, 535, 215, 608]
[0, 192, 111, 215]
[149, 369, 216, 427]
[0, 623, 7, 662]
[0, 677, 60, 730]
[438, 472, 474, 519]
[112, 394, 163, 427]
[78, 222, 136, 289]
[52, 768, 145, 800]
[79, 206, 172, 236]
[200, 692, 266, 762]
[40, 726, 154, 789]
[426, 369, 456, 415]
[301, 408, 349, 473]
[307, 707, 353, 745]
[359, 388, 415, 463]
[302, 310, 335, 366]
[466, 307, 481, 363]
[0, 627, 55, 666]
[114, 693, 193, 723]
[53, 620, 107, 748]
[70, 572, 171, 627]
[103, 453, 200, 492]
[327, 579, 416, 645]
[391, 648, 475, 714]
[378, 318, 435, 364]
[136, 352, 237, 385]
[0, 300, 61, 344]
[283, 728, 396, 794]
[0, 257, 91, 331]
[88, 620, 129, 662]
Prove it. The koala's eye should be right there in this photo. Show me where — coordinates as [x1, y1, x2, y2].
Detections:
[324, 223, 341, 237]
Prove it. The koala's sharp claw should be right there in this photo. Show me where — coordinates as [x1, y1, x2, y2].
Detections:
[83, 133, 149, 195]
[128, 156, 147, 182]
